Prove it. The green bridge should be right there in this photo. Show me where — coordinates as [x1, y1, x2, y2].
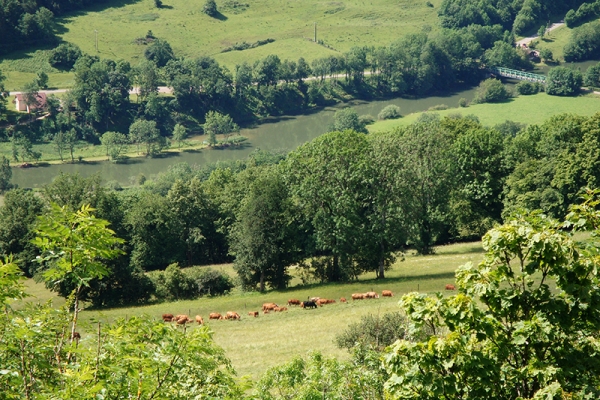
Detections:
[490, 67, 546, 83]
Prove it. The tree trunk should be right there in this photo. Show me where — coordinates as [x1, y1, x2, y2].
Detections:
[378, 241, 385, 279]
[259, 270, 265, 292]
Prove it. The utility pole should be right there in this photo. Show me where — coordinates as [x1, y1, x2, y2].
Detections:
[94, 30, 98, 52]
[314, 22, 317, 43]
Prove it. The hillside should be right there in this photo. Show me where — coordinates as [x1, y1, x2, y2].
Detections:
[0, 0, 442, 89]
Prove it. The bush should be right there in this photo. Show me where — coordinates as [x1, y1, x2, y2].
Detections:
[546, 67, 583, 96]
[49, 43, 82, 69]
[458, 98, 469, 107]
[584, 62, 600, 88]
[144, 38, 174, 67]
[377, 104, 401, 120]
[359, 114, 376, 125]
[335, 312, 408, 351]
[515, 81, 542, 95]
[428, 104, 448, 111]
[202, 0, 218, 16]
[148, 264, 234, 301]
[472, 78, 512, 104]
[564, 20, 600, 62]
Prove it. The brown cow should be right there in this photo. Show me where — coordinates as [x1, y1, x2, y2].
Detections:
[340, 297, 347, 303]
[310, 297, 320, 303]
[248, 311, 259, 317]
[209, 313, 222, 320]
[195, 315, 204, 325]
[225, 311, 241, 320]
[382, 290, 393, 297]
[263, 310, 270, 314]
[278, 306, 288, 312]
[175, 315, 191, 324]
[287, 299, 301, 306]
[445, 284, 456, 290]
[351, 293, 365, 300]
[326, 299, 336, 304]
[364, 291, 379, 299]
[162, 313, 174, 322]
[262, 303, 278, 312]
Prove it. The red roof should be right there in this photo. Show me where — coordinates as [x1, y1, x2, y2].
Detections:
[14, 92, 47, 110]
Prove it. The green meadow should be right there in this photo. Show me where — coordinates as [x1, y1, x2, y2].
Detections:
[368, 92, 600, 132]
[19, 241, 483, 380]
[0, 0, 442, 90]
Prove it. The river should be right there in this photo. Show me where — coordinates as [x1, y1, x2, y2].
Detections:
[11, 87, 479, 188]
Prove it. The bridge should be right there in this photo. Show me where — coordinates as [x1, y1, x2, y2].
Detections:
[490, 67, 546, 83]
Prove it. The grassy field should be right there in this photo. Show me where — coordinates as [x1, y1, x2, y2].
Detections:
[0, 0, 442, 90]
[368, 92, 600, 132]
[17, 241, 483, 380]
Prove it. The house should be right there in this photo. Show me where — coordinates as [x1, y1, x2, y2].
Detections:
[13, 92, 47, 113]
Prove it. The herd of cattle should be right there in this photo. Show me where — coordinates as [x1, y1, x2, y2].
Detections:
[159, 289, 411, 325]
[160, 286, 457, 325]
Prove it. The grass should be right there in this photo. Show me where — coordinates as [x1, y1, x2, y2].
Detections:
[368, 92, 600, 132]
[1, 0, 442, 90]
[14, 241, 484, 380]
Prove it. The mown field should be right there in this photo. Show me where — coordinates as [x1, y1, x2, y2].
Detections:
[0, 0, 442, 90]
[21, 240, 483, 380]
[368, 92, 600, 132]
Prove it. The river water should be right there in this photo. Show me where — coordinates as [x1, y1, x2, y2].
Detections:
[12, 87, 478, 188]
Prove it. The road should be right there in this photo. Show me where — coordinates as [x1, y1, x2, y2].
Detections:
[516, 21, 565, 48]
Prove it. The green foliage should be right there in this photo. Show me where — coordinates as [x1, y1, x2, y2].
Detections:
[546, 67, 582, 96]
[515, 80, 542, 95]
[584, 61, 600, 88]
[204, 111, 239, 146]
[565, 1, 600, 27]
[564, 20, 600, 61]
[539, 47, 553, 62]
[472, 78, 512, 104]
[0, 156, 11, 192]
[100, 131, 128, 161]
[0, 189, 45, 277]
[484, 41, 532, 70]
[336, 312, 407, 352]
[43, 173, 105, 210]
[331, 107, 368, 133]
[202, 0, 218, 17]
[172, 123, 187, 148]
[256, 351, 386, 400]
[377, 104, 402, 120]
[129, 119, 166, 156]
[385, 203, 600, 399]
[149, 263, 234, 301]
[144, 38, 174, 67]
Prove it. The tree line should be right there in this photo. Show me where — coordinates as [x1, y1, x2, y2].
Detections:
[1, 110, 600, 305]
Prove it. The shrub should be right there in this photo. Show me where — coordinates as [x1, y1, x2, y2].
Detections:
[187, 267, 234, 296]
[546, 67, 583, 96]
[202, 0, 218, 16]
[516, 81, 542, 95]
[472, 78, 512, 104]
[336, 312, 408, 351]
[377, 104, 401, 120]
[584, 62, 600, 88]
[49, 43, 82, 69]
[428, 104, 448, 111]
[564, 20, 600, 62]
[539, 48, 553, 62]
[458, 98, 469, 107]
[359, 114, 376, 125]
[148, 264, 234, 301]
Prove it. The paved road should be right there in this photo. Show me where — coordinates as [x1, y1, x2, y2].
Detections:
[516, 21, 565, 48]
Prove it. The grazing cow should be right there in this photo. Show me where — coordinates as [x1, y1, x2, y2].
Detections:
[382, 290, 393, 297]
[209, 313, 222, 320]
[262, 303, 278, 312]
[301, 301, 318, 309]
[310, 297, 320, 303]
[340, 297, 347, 303]
[445, 284, 456, 290]
[195, 315, 204, 325]
[351, 293, 365, 300]
[248, 311, 259, 317]
[288, 299, 301, 306]
[279, 306, 288, 312]
[365, 291, 379, 299]
[317, 298, 334, 306]
[326, 299, 336, 304]
[175, 315, 191, 325]
[225, 311, 241, 320]
[162, 313, 174, 322]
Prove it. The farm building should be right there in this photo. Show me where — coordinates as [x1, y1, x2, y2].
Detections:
[13, 93, 47, 113]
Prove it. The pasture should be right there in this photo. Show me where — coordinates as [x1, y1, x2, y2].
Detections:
[368, 92, 600, 132]
[0, 0, 442, 90]
[20, 240, 483, 379]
